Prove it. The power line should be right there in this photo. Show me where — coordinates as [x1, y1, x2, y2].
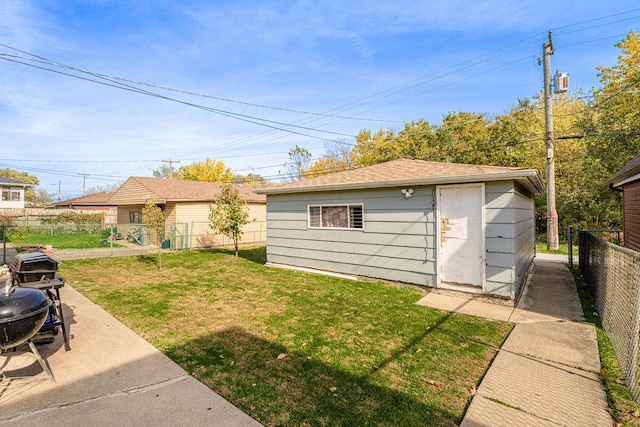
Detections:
[0, 54, 357, 142]
[0, 44, 400, 124]
[552, 7, 640, 31]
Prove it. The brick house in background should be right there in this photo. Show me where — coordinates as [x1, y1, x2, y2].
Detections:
[609, 152, 640, 251]
[54, 191, 118, 224]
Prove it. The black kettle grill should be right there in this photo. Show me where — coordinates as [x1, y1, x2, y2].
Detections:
[0, 282, 52, 349]
[0, 252, 68, 383]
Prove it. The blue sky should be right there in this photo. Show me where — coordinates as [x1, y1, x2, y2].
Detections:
[1, 1, 639, 199]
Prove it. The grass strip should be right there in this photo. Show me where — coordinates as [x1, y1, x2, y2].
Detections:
[571, 266, 640, 425]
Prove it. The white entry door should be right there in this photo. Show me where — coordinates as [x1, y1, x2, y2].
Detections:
[437, 184, 485, 290]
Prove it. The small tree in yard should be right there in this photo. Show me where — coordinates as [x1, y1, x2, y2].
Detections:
[142, 200, 166, 268]
[208, 185, 249, 257]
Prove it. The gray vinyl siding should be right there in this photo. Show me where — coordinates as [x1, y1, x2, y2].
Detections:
[266, 179, 534, 300]
[266, 187, 436, 286]
[484, 181, 535, 298]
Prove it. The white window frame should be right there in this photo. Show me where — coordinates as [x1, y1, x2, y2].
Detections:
[307, 203, 364, 230]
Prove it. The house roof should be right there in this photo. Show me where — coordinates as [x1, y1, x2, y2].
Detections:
[0, 176, 33, 188]
[255, 159, 545, 195]
[609, 152, 640, 189]
[112, 177, 266, 204]
[54, 191, 116, 207]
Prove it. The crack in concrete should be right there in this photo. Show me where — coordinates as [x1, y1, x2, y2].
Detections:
[502, 348, 602, 379]
[478, 394, 562, 426]
[0, 374, 190, 423]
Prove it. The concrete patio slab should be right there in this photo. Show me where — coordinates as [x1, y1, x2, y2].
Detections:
[0, 285, 261, 426]
[415, 292, 514, 322]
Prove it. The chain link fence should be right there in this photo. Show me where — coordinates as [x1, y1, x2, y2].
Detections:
[579, 230, 640, 402]
[2, 220, 266, 264]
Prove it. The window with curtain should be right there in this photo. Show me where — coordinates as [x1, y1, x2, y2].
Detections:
[308, 204, 363, 229]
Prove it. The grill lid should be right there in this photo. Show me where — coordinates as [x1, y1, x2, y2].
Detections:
[0, 286, 51, 323]
[12, 252, 60, 273]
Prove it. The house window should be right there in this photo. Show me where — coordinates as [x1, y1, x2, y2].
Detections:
[308, 204, 363, 229]
[129, 211, 142, 223]
[1, 188, 21, 202]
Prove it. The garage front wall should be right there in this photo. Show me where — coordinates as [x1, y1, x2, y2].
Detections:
[266, 180, 535, 297]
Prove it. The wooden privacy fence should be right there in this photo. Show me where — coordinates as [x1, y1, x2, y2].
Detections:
[0, 208, 117, 226]
[579, 230, 640, 402]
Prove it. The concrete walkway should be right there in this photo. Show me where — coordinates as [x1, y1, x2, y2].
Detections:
[418, 259, 612, 426]
[0, 285, 261, 426]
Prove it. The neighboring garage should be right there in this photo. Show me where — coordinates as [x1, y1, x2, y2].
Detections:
[109, 177, 266, 249]
[255, 159, 545, 301]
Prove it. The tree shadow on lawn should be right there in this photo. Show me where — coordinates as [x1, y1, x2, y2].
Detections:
[198, 246, 267, 265]
[166, 326, 458, 426]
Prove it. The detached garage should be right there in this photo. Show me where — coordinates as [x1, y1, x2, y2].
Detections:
[255, 159, 544, 300]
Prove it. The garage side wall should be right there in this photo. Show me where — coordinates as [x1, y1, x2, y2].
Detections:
[485, 181, 535, 298]
[266, 187, 436, 286]
[175, 202, 266, 249]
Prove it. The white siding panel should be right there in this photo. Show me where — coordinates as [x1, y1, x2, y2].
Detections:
[486, 252, 516, 268]
[267, 227, 436, 247]
[486, 223, 516, 239]
[485, 191, 515, 209]
[268, 245, 435, 273]
[485, 207, 514, 224]
[485, 266, 515, 285]
[267, 254, 436, 286]
[268, 236, 436, 260]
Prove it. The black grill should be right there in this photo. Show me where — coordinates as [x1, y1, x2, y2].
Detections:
[12, 252, 60, 283]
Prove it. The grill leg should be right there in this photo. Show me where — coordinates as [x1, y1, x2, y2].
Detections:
[27, 340, 56, 383]
[54, 288, 69, 350]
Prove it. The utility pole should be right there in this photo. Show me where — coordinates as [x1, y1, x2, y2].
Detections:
[543, 30, 559, 250]
[50, 181, 61, 202]
[80, 174, 88, 196]
[161, 159, 181, 177]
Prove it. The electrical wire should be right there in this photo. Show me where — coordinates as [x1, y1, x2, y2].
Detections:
[0, 55, 357, 142]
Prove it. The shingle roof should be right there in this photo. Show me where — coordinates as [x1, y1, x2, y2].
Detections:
[0, 176, 32, 187]
[55, 191, 115, 207]
[125, 177, 265, 203]
[609, 152, 640, 188]
[256, 159, 545, 195]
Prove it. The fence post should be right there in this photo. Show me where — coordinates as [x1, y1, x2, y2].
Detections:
[2, 224, 5, 265]
[577, 225, 583, 273]
[568, 226, 573, 268]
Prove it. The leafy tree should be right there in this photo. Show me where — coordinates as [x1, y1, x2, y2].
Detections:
[178, 159, 234, 183]
[351, 128, 401, 167]
[85, 182, 122, 194]
[142, 200, 166, 268]
[234, 173, 268, 188]
[0, 168, 40, 204]
[32, 188, 53, 206]
[282, 145, 312, 182]
[304, 157, 349, 178]
[304, 140, 354, 178]
[152, 165, 179, 179]
[0, 168, 39, 185]
[208, 185, 249, 257]
[578, 30, 640, 228]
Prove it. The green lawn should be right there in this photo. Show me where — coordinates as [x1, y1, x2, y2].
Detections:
[60, 247, 513, 426]
[535, 236, 570, 255]
[6, 229, 123, 249]
[571, 268, 640, 425]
